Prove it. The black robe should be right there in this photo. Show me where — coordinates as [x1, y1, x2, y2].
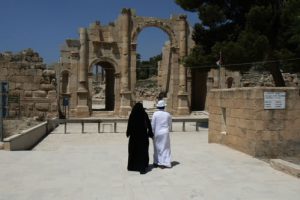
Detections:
[126, 103, 153, 172]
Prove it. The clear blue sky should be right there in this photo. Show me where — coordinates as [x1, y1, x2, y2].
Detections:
[0, 0, 198, 64]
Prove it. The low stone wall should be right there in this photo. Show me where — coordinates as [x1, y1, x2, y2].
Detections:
[3, 120, 59, 151]
[207, 87, 300, 157]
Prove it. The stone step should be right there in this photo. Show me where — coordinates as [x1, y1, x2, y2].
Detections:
[91, 111, 115, 117]
[270, 159, 300, 178]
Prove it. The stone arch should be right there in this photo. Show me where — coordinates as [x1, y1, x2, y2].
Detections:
[131, 20, 178, 47]
[89, 57, 119, 74]
[129, 18, 180, 110]
[226, 77, 234, 88]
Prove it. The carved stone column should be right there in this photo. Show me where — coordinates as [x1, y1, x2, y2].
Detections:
[76, 27, 89, 117]
[177, 15, 189, 115]
[130, 43, 137, 102]
[119, 8, 132, 116]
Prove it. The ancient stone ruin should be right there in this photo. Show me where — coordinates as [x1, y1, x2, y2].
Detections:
[1, 8, 299, 120]
[59, 8, 194, 117]
[0, 49, 57, 120]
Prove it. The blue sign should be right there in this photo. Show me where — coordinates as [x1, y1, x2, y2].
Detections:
[63, 97, 69, 106]
[1, 81, 8, 117]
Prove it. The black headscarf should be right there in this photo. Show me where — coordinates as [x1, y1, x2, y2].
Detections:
[126, 102, 153, 138]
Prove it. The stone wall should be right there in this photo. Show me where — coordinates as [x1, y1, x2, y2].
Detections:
[0, 49, 57, 119]
[208, 67, 299, 89]
[207, 87, 300, 157]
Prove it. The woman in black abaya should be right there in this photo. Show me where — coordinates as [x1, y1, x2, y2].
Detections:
[126, 102, 153, 174]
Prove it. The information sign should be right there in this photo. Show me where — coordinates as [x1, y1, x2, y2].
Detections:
[264, 92, 286, 109]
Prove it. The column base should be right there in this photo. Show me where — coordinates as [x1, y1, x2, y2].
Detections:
[119, 106, 132, 116]
[76, 106, 90, 117]
[176, 93, 190, 115]
[119, 91, 132, 116]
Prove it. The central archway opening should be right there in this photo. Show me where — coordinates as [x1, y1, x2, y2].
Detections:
[135, 27, 170, 105]
[191, 69, 207, 111]
[89, 61, 115, 111]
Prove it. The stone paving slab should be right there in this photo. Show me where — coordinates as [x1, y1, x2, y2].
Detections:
[0, 125, 299, 200]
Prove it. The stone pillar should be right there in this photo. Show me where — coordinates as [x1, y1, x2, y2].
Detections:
[219, 66, 226, 88]
[119, 8, 132, 116]
[168, 47, 179, 114]
[76, 27, 89, 116]
[177, 15, 189, 115]
[130, 43, 137, 102]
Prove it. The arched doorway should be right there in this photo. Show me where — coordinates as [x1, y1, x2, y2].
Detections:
[191, 69, 207, 111]
[89, 61, 115, 112]
[131, 19, 180, 112]
[226, 77, 234, 88]
[134, 27, 169, 103]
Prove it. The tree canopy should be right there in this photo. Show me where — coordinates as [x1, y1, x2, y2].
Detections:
[136, 54, 162, 80]
[176, 0, 300, 86]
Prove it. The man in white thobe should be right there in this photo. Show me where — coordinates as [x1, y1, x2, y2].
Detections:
[151, 100, 172, 168]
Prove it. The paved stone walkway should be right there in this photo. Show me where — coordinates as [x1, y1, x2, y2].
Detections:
[0, 124, 299, 200]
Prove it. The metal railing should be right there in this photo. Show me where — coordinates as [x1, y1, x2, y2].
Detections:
[52, 117, 208, 134]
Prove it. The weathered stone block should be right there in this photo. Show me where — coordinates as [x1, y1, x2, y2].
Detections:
[209, 114, 222, 124]
[35, 103, 50, 112]
[286, 110, 300, 119]
[265, 119, 285, 131]
[36, 69, 43, 77]
[282, 129, 300, 140]
[33, 76, 43, 84]
[24, 91, 33, 97]
[226, 117, 238, 127]
[26, 69, 36, 76]
[23, 83, 33, 90]
[26, 103, 34, 110]
[33, 90, 47, 98]
[50, 104, 57, 112]
[230, 108, 249, 119]
[208, 106, 222, 115]
[211, 122, 223, 132]
[31, 83, 40, 91]
[40, 84, 55, 91]
[47, 90, 57, 99]
[16, 82, 23, 90]
[260, 130, 280, 141]
[2, 68, 7, 76]
[42, 69, 56, 77]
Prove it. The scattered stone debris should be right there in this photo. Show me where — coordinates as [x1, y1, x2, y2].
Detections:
[135, 76, 160, 101]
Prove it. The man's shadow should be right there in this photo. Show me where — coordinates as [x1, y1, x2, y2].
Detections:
[171, 161, 180, 167]
[147, 161, 180, 172]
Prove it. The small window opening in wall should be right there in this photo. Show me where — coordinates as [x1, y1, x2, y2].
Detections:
[221, 107, 227, 135]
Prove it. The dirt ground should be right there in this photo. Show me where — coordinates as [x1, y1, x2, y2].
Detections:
[3, 118, 42, 138]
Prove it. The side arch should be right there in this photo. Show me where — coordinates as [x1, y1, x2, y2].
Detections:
[88, 57, 119, 73]
[88, 57, 118, 112]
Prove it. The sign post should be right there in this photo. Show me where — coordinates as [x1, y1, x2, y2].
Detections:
[63, 97, 69, 119]
[0, 81, 8, 141]
[0, 87, 2, 142]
